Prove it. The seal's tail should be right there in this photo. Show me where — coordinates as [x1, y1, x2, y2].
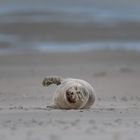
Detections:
[42, 76, 63, 87]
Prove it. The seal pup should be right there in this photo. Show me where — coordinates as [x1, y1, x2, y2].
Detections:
[42, 76, 96, 109]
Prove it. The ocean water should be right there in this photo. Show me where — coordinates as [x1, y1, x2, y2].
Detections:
[1, 40, 140, 54]
[0, 1, 140, 23]
[0, 0, 140, 53]
[0, 34, 140, 53]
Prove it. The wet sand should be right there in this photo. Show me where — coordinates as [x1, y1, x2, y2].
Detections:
[0, 21, 140, 42]
[0, 50, 140, 140]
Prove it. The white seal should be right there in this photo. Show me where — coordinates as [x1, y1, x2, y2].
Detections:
[42, 76, 96, 109]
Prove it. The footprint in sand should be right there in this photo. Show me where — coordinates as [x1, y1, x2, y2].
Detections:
[93, 71, 107, 78]
[119, 67, 133, 73]
[49, 134, 61, 140]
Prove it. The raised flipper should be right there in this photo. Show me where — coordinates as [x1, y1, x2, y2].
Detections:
[42, 76, 63, 87]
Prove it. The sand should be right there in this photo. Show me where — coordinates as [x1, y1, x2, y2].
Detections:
[1, 21, 140, 42]
[0, 50, 140, 140]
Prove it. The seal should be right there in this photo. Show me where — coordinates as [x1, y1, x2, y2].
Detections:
[42, 76, 96, 109]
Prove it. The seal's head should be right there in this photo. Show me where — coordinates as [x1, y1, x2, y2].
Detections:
[64, 85, 89, 109]
[66, 87, 77, 104]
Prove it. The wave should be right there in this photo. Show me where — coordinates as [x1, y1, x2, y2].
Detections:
[1, 41, 140, 54]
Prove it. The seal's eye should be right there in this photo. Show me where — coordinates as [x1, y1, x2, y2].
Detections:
[71, 92, 74, 95]
[66, 91, 70, 96]
[77, 91, 80, 94]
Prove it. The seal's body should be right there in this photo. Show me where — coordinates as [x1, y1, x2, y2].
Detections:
[42, 76, 96, 109]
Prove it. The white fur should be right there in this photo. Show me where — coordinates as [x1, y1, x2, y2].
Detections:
[49, 78, 96, 109]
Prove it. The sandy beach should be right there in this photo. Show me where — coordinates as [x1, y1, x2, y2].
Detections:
[0, 50, 140, 140]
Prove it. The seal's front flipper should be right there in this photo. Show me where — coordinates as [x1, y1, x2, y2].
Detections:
[47, 104, 58, 109]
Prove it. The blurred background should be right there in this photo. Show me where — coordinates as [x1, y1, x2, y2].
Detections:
[0, 0, 140, 53]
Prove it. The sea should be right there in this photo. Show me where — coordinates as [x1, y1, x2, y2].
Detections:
[0, 0, 140, 53]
